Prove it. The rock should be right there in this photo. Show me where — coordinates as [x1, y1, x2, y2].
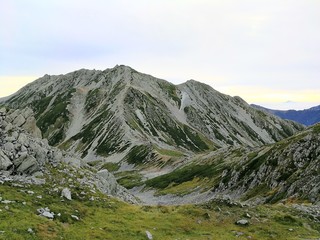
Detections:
[20, 145, 27, 152]
[0, 107, 6, 115]
[236, 219, 249, 226]
[0, 150, 12, 170]
[3, 142, 14, 152]
[22, 108, 33, 119]
[7, 109, 19, 122]
[13, 114, 26, 127]
[37, 207, 54, 219]
[1, 200, 15, 204]
[16, 156, 39, 174]
[4, 123, 13, 132]
[22, 116, 42, 138]
[96, 170, 118, 194]
[61, 188, 72, 200]
[145, 230, 153, 240]
[71, 215, 79, 221]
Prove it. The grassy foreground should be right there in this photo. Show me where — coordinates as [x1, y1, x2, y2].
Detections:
[0, 182, 319, 240]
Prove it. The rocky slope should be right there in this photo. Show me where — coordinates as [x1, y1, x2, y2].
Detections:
[2, 65, 304, 168]
[0, 107, 137, 203]
[252, 104, 320, 126]
[141, 124, 320, 205]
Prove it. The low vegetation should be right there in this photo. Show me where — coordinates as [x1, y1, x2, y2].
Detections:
[0, 182, 318, 240]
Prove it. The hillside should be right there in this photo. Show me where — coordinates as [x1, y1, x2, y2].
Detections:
[139, 124, 320, 205]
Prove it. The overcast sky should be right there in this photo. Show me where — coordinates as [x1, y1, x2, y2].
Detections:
[1, 0, 319, 109]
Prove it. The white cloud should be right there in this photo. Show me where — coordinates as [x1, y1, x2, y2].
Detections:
[0, 0, 319, 109]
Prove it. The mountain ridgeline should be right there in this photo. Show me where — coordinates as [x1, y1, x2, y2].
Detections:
[4, 65, 303, 165]
[252, 104, 320, 126]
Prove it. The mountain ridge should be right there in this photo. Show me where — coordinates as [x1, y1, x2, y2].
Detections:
[252, 104, 320, 126]
[2, 65, 304, 163]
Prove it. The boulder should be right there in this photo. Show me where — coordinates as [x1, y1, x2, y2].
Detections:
[18, 133, 29, 146]
[22, 116, 42, 138]
[236, 219, 249, 226]
[0, 150, 12, 170]
[22, 107, 33, 119]
[37, 207, 54, 219]
[13, 114, 26, 127]
[61, 188, 72, 200]
[3, 142, 15, 152]
[96, 170, 118, 195]
[0, 107, 6, 115]
[16, 155, 39, 174]
[4, 123, 13, 132]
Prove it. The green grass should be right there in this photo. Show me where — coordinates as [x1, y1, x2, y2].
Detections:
[99, 162, 120, 172]
[0, 181, 318, 240]
[312, 124, 320, 134]
[145, 164, 222, 189]
[126, 145, 150, 165]
[154, 147, 184, 157]
[116, 171, 143, 189]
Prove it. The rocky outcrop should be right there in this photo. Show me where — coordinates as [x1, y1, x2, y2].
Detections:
[210, 125, 320, 203]
[0, 107, 60, 175]
[0, 107, 138, 203]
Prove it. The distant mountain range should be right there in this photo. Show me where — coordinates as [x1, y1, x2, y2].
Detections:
[251, 104, 320, 126]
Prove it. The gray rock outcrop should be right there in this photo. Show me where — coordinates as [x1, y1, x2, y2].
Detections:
[0, 107, 138, 203]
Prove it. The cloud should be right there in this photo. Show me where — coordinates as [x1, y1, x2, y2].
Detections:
[0, 0, 319, 109]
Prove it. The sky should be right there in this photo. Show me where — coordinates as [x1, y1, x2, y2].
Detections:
[1, 0, 319, 110]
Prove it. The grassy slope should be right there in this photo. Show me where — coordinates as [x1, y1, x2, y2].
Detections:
[0, 182, 318, 240]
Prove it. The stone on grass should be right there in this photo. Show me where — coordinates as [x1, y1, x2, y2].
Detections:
[61, 188, 72, 200]
[37, 207, 54, 219]
[146, 230, 153, 240]
[71, 215, 79, 221]
[236, 219, 249, 226]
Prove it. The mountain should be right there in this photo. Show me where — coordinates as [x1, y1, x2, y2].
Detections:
[252, 104, 320, 126]
[2, 65, 303, 167]
[0, 66, 319, 238]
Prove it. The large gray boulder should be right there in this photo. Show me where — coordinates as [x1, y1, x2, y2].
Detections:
[15, 155, 39, 174]
[13, 114, 26, 127]
[0, 107, 6, 115]
[22, 116, 42, 139]
[0, 150, 12, 170]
